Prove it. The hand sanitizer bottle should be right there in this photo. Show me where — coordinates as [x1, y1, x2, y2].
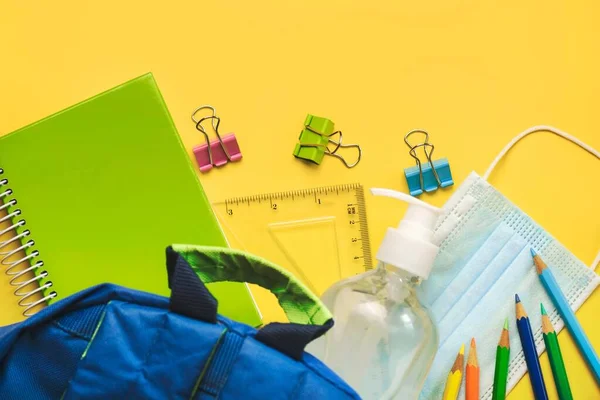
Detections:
[309, 188, 442, 400]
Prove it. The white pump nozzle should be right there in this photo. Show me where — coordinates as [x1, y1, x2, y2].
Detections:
[370, 188, 442, 279]
[370, 188, 441, 213]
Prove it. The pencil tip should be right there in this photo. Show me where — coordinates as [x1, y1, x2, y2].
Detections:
[504, 317, 509, 330]
[515, 293, 521, 303]
[459, 344, 465, 355]
[541, 303, 547, 315]
[530, 248, 537, 257]
[467, 338, 479, 366]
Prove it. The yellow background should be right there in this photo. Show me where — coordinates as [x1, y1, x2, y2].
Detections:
[1, 1, 599, 398]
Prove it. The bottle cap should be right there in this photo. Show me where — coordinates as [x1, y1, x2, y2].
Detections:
[371, 188, 442, 279]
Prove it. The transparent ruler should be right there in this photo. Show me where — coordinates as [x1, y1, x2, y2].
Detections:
[212, 183, 373, 295]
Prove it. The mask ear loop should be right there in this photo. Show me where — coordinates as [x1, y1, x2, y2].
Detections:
[482, 125, 600, 269]
[591, 252, 600, 271]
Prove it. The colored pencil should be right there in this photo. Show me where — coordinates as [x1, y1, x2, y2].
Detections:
[442, 344, 464, 400]
[492, 318, 510, 400]
[466, 338, 479, 400]
[516, 294, 548, 400]
[541, 303, 573, 400]
[532, 249, 600, 384]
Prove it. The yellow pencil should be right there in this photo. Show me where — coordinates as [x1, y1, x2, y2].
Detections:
[443, 344, 465, 400]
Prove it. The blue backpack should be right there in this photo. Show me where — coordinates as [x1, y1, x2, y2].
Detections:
[0, 245, 359, 399]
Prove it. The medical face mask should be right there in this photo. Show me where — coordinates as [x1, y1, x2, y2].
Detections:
[417, 126, 600, 400]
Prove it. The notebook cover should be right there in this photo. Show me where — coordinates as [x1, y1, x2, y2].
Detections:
[0, 74, 261, 326]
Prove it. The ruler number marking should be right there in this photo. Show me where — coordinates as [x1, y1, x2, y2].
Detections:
[225, 200, 233, 216]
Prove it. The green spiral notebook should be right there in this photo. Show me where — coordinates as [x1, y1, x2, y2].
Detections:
[0, 73, 261, 325]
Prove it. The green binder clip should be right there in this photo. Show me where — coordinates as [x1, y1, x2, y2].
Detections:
[292, 114, 362, 168]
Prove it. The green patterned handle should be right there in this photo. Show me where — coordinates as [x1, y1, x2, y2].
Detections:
[171, 244, 332, 326]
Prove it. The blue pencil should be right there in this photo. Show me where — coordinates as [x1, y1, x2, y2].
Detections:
[532, 249, 600, 384]
[516, 294, 549, 400]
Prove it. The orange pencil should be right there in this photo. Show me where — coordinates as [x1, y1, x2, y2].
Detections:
[466, 338, 479, 400]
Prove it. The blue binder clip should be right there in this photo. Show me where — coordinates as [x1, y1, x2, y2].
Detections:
[403, 129, 453, 196]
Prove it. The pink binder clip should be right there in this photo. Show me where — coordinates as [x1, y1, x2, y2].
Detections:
[191, 106, 242, 173]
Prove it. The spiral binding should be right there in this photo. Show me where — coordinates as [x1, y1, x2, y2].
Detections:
[0, 168, 56, 316]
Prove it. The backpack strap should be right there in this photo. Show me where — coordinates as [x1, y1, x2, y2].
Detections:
[166, 245, 333, 360]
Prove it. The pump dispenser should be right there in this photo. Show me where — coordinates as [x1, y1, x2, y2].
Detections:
[309, 189, 442, 400]
[372, 188, 440, 279]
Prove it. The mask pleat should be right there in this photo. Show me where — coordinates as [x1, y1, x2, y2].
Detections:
[430, 224, 514, 322]
[419, 206, 499, 307]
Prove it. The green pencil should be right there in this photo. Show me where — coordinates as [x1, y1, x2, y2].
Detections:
[492, 318, 510, 400]
[541, 303, 573, 400]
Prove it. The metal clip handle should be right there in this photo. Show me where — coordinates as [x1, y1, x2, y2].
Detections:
[404, 129, 442, 191]
[195, 115, 233, 165]
[302, 127, 362, 168]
